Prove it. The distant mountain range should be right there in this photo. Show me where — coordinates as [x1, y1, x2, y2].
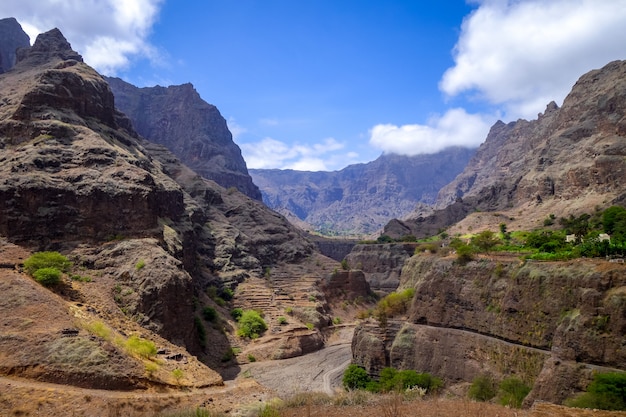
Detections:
[250, 147, 475, 236]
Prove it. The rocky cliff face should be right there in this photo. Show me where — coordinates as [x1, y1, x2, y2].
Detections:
[352, 253, 626, 405]
[0, 17, 29, 74]
[0, 27, 327, 388]
[390, 60, 626, 238]
[106, 77, 262, 201]
[345, 243, 416, 293]
[250, 148, 475, 236]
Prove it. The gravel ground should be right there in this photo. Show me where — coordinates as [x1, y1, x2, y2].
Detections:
[227, 326, 354, 396]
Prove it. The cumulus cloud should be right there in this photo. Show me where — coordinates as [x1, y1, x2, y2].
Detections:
[441, 0, 626, 119]
[369, 108, 492, 155]
[0, 0, 163, 75]
[241, 137, 360, 171]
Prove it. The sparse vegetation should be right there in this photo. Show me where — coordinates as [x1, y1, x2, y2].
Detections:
[497, 377, 530, 408]
[230, 307, 243, 320]
[172, 368, 184, 385]
[277, 316, 288, 325]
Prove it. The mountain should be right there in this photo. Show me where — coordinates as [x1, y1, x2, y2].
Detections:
[250, 147, 475, 236]
[0, 17, 29, 74]
[386, 60, 626, 238]
[106, 77, 262, 201]
[0, 25, 362, 399]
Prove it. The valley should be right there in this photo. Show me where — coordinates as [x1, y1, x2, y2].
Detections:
[0, 15, 625, 417]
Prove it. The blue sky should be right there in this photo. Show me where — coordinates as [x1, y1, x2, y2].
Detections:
[2, 1, 626, 171]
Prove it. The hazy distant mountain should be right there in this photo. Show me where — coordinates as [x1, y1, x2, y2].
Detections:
[250, 147, 476, 236]
[386, 60, 626, 238]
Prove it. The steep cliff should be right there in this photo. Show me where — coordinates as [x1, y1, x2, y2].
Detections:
[251, 147, 475, 236]
[106, 77, 262, 201]
[391, 60, 626, 238]
[352, 253, 626, 405]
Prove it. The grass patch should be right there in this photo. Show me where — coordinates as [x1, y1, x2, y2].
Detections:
[125, 335, 157, 359]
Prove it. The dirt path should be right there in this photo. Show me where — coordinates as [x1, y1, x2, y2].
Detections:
[232, 325, 355, 396]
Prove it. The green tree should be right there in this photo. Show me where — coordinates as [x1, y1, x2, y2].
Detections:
[343, 364, 370, 390]
[236, 310, 267, 339]
[471, 230, 500, 253]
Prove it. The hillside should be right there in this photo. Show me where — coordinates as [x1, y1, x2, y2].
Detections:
[0, 25, 370, 406]
[251, 147, 475, 236]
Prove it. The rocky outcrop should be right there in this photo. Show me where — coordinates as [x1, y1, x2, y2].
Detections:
[392, 61, 626, 238]
[106, 77, 262, 201]
[250, 147, 475, 236]
[351, 253, 626, 404]
[0, 17, 29, 74]
[320, 269, 371, 301]
[345, 243, 416, 293]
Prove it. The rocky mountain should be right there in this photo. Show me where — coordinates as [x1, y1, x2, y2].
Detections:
[106, 77, 262, 201]
[0, 25, 362, 396]
[386, 60, 626, 239]
[0, 17, 29, 74]
[250, 147, 475, 236]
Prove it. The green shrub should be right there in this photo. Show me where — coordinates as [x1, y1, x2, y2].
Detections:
[277, 316, 288, 325]
[566, 372, 626, 411]
[24, 251, 71, 275]
[498, 377, 530, 408]
[376, 288, 415, 318]
[195, 316, 207, 348]
[236, 310, 267, 339]
[468, 375, 497, 402]
[33, 267, 62, 286]
[343, 364, 370, 390]
[203, 306, 217, 322]
[125, 335, 157, 359]
[230, 308, 243, 320]
[247, 354, 256, 362]
[341, 259, 350, 270]
[377, 368, 442, 393]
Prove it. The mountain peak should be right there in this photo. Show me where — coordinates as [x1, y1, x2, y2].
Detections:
[16, 27, 83, 68]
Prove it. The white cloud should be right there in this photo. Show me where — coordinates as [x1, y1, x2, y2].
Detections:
[241, 137, 361, 171]
[369, 108, 492, 155]
[0, 0, 163, 75]
[440, 0, 626, 119]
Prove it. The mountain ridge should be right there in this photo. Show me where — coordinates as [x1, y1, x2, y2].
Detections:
[251, 147, 475, 236]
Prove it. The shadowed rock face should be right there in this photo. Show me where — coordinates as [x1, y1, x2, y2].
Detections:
[106, 77, 262, 201]
[250, 148, 475, 236]
[0, 17, 30, 74]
